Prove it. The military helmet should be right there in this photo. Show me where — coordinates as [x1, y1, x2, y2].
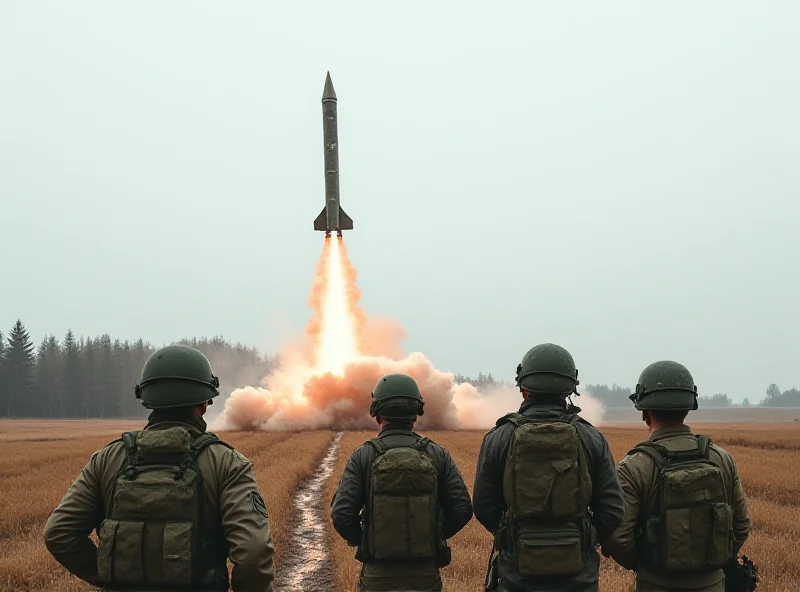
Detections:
[134, 345, 221, 409]
[629, 360, 698, 411]
[369, 373, 425, 417]
[515, 343, 579, 395]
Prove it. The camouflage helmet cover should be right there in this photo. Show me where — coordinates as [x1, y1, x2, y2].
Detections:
[515, 343, 579, 395]
[134, 344, 221, 409]
[369, 373, 425, 417]
[629, 360, 698, 411]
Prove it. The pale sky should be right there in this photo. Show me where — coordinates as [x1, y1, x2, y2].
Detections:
[2, 2, 798, 402]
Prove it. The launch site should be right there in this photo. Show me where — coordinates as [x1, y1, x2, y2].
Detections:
[2, 3, 799, 592]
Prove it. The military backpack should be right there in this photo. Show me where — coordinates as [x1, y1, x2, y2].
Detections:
[361, 436, 447, 565]
[498, 411, 594, 577]
[629, 434, 735, 574]
[96, 426, 231, 590]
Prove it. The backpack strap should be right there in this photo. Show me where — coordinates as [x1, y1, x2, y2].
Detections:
[189, 432, 231, 461]
[366, 435, 433, 457]
[567, 413, 583, 426]
[627, 441, 669, 468]
[696, 435, 711, 458]
[365, 437, 390, 456]
[121, 431, 140, 478]
[495, 412, 526, 428]
[630, 437, 714, 468]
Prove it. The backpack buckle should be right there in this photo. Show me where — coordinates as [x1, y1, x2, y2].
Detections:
[173, 459, 191, 480]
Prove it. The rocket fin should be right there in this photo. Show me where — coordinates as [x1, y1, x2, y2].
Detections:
[313, 208, 327, 231]
[338, 206, 353, 230]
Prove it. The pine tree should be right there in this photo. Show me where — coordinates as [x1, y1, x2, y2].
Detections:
[115, 340, 134, 416]
[82, 337, 98, 417]
[97, 334, 115, 417]
[4, 320, 36, 416]
[36, 335, 63, 417]
[63, 330, 83, 418]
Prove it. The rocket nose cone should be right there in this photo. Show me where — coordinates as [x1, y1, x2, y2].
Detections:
[322, 71, 337, 101]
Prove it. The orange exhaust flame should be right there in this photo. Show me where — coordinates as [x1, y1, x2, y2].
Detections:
[213, 237, 606, 431]
[314, 237, 362, 375]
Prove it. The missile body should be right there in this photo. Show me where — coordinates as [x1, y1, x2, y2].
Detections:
[314, 72, 353, 238]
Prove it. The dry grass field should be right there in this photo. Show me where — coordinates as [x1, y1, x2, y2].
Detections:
[0, 419, 334, 592]
[1, 419, 797, 591]
[328, 423, 800, 592]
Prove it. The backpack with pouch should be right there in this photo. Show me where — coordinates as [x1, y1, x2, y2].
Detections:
[630, 434, 734, 574]
[96, 426, 231, 590]
[499, 411, 594, 577]
[361, 436, 446, 565]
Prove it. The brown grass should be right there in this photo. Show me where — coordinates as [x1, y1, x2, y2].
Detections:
[326, 424, 800, 592]
[2, 420, 798, 592]
[0, 420, 335, 592]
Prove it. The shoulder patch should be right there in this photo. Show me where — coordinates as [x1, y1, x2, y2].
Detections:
[251, 491, 269, 518]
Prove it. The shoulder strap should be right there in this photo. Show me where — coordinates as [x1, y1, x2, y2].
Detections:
[366, 435, 432, 456]
[631, 437, 714, 467]
[495, 412, 525, 427]
[188, 432, 234, 468]
[628, 441, 669, 468]
[514, 409, 574, 425]
[122, 431, 137, 454]
[567, 413, 582, 425]
[121, 431, 140, 477]
[365, 437, 390, 456]
[696, 434, 711, 458]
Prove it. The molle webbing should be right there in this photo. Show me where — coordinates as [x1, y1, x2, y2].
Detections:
[98, 428, 231, 591]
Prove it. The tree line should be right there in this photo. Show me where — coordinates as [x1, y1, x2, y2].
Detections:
[0, 320, 278, 419]
[2, 318, 797, 418]
[452, 372, 512, 390]
[453, 374, 800, 408]
[584, 383, 800, 408]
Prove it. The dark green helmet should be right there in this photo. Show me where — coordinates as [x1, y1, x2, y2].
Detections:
[134, 345, 220, 409]
[515, 343, 579, 395]
[369, 373, 425, 417]
[629, 360, 698, 411]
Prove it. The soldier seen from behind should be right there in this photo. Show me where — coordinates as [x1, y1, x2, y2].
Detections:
[44, 345, 275, 591]
[330, 373, 474, 592]
[602, 360, 755, 592]
[473, 343, 624, 592]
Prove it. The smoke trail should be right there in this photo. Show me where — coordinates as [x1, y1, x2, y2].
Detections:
[213, 238, 606, 432]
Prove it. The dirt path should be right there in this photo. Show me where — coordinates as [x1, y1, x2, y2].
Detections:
[276, 431, 343, 591]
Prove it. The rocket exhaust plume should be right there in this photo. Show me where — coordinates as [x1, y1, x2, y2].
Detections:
[214, 236, 605, 432]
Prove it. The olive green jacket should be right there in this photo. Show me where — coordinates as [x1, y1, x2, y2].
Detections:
[43, 418, 275, 592]
[602, 424, 752, 590]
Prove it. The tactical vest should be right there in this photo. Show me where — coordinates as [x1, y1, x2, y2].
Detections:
[630, 435, 735, 575]
[498, 411, 594, 577]
[361, 436, 447, 566]
[96, 426, 231, 591]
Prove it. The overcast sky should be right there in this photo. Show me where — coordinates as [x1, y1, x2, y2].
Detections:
[2, 2, 798, 402]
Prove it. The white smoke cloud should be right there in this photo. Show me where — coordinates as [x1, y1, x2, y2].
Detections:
[211, 339, 606, 432]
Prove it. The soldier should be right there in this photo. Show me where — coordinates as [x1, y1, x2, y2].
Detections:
[330, 373, 474, 592]
[473, 343, 625, 592]
[44, 344, 275, 592]
[602, 360, 752, 592]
